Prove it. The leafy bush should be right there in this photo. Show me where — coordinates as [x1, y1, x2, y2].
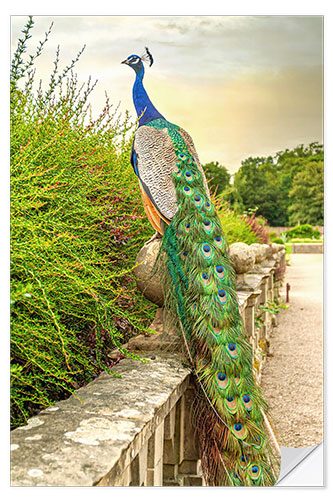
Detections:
[11, 18, 156, 427]
[282, 224, 321, 241]
[213, 197, 263, 245]
[271, 238, 285, 245]
[243, 214, 270, 244]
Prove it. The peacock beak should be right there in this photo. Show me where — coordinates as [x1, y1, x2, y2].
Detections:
[121, 59, 129, 65]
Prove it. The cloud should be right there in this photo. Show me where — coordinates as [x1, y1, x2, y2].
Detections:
[11, 15, 323, 172]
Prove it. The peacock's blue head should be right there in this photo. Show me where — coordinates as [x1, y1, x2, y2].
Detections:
[121, 47, 153, 76]
[121, 54, 144, 74]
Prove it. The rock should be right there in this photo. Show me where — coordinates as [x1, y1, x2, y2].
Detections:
[250, 243, 267, 264]
[127, 308, 180, 352]
[229, 242, 255, 275]
[134, 239, 164, 306]
[262, 243, 273, 259]
[271, 243, 280, 254]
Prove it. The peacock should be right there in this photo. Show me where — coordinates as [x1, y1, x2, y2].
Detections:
[122, 47, 280, 486]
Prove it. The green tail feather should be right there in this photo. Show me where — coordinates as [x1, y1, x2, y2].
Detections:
[148, 119, 280, 486]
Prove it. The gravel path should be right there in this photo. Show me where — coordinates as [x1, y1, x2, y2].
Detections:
[261, 254, 323, 448]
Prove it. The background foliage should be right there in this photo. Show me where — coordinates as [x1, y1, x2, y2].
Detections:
[203, 143, 324, 227]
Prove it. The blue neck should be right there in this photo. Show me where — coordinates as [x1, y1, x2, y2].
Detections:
[133, 67, 165, 126]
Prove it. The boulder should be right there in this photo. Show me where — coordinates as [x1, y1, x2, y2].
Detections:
[262, 243, 273, 259]
[250, 243, 267, 264]
[134, 239, 164, 306]
[271, 242, 280, 254]
[228, 242, 255, 275]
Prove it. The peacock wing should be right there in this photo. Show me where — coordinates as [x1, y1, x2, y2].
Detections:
[133, 122, 210, 223]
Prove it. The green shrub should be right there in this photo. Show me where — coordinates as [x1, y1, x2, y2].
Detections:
[271, 238, 285, 245]
[213, 197, 262, 245]
[282, 224, 321, 241]
[11, 17, 156, 427]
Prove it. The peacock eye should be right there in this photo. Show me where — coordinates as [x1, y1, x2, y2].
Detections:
[242, 394, 253, 411]
[215, 265, 226, 279]
[215, 371, 229, 389]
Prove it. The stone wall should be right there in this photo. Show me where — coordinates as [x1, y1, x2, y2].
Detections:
[292, 243, 323, 254]
[11, 242, 285, 487]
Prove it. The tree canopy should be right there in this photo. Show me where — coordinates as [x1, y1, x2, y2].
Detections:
[216, 143, 323, 227]
[203, 161, 231, 196]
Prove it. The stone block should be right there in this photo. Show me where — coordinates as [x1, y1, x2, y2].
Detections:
[250, 243, 267, 264]
[178, 459, 198, 475]
[179, 386, 200, 463]
[292, 243, 323, 254]
[134, 239, 164, 306]
[229, 242, 255, 274]
[182, 475, 204, 486]
[163, 399, 181, 466]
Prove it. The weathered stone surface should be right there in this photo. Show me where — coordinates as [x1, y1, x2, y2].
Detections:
[127, 308, 181, 352]
[134, 239, 164, 306]
[229, 242, 255, 278]
[250, 243, 267, 264]
[262, 243, 273, 259]
[271, 242, 281, 254]
[11, 356, 191, 486]
[292, 243, 323, 254]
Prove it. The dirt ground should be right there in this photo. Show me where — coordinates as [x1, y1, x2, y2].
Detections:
[261, 253, 324, 448]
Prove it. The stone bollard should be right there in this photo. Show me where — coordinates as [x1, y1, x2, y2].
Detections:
[228, 242, 255, 290]
[262, 243, 273, 262]
[134, 239, 164, 306]
[250, 243, 267, 266]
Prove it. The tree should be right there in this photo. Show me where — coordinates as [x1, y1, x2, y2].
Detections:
[233, 157, 287, 225]
[230, 143, 324, 226]
[203, 161, 231, 196]
[288, 161, 324, 225]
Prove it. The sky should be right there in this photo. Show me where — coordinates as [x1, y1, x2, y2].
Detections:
[11, 15, 323, 174]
